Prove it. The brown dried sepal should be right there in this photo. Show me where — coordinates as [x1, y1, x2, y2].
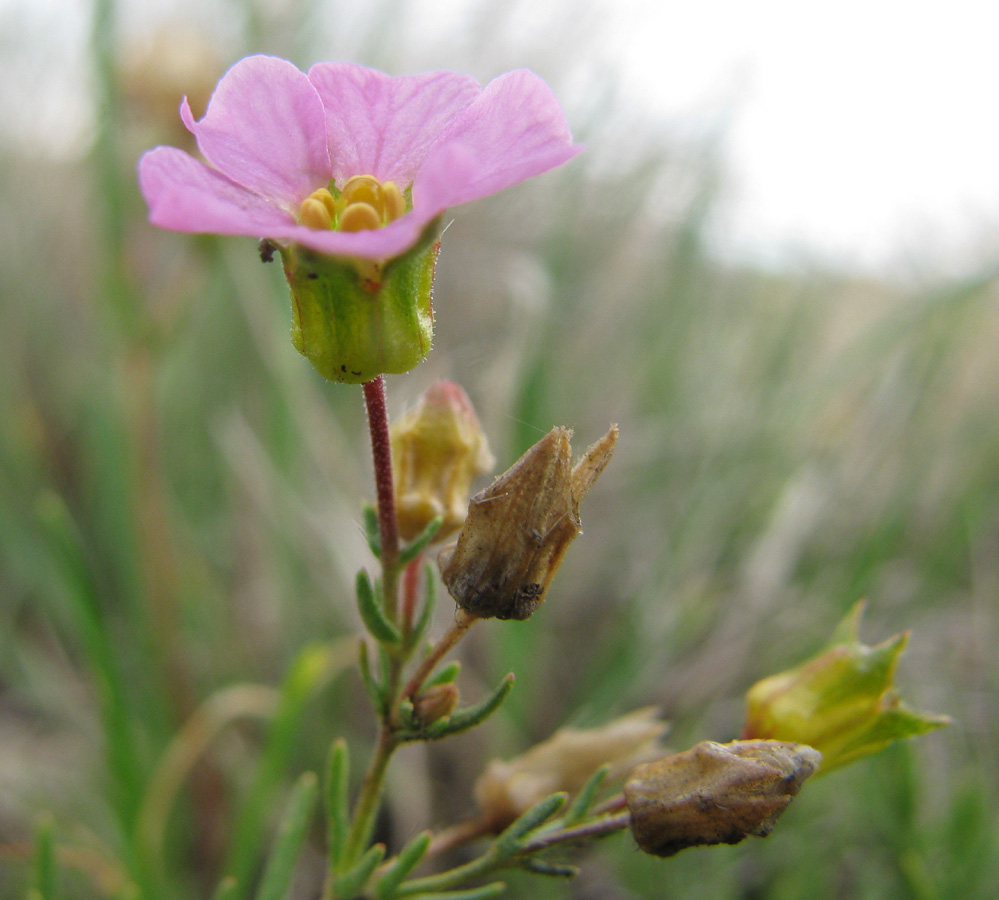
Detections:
[623, 739, 821, 858]
[438, 425, 618, 620]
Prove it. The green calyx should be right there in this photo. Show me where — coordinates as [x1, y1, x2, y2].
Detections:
[282, 218, 441, 384]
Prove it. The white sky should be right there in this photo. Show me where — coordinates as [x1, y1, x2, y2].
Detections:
[605, 0, 999, 273]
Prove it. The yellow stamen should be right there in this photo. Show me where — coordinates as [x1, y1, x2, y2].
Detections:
[381, 181, 406, 222]
[339, 201, 381, 232]
[342, 174, 382, 208]
[300, 197, 333, 230]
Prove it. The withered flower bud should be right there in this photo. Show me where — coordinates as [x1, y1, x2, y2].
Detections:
[624, 740, 821, 858]
[474, 707, 667, 831]
[413, 683, 460, 726]
[438, 425, 617, 620]
[391, 381, 494, 542]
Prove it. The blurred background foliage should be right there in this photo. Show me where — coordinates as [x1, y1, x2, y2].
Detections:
[1, 0, 997, 897]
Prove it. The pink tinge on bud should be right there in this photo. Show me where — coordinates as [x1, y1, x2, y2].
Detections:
[391, 381, 494, 543]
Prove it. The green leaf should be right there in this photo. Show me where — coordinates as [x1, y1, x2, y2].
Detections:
[399, 516, 444, 565]
[31, 814, 59, 900]
[325, 740, 350, 870]
[409, 563, 440, 651]
[496, 793, 567, 857]
[211, 877, 239, 900]
[255, 772, 319, 900]
[400, 674, 514, 742]
[363, 504, 382, 558]
[333, 843, 386, 899]
[358, 640, 386, 713]
[357, 570, 402, 644]
[563, 764, 610, 826]
[424, 660, 461, 689]
[374, 830, 432, 899]
[520, 858, 579, 878]
[402, 884, 506, 900]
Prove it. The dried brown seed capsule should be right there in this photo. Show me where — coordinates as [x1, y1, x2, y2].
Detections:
[438, 425, 617, 620]
[623, 739, 821, 858]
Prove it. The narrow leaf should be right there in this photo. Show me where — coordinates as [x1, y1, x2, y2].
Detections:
[358, 640, 387, 713]
[409, 563, 440, 650]
[496, 793, 567, 857]
[563, 764, 610, 826]
[374, 830, 433, 899]
[363, 504, 381, 558]
[325, 740, 350, 870]
[424, 661, 461, 689]
[212, 877, 239, 900]
[255, 772, 319, 900]
[333, 843, 386, 899]
[401, 674, 514, 742]
[520, 858, 579, 878]
[31, 814, 59, 900]
[357, 570, 401, 644]
[399, 516, 444, 565]
[402, 883, 506, 900]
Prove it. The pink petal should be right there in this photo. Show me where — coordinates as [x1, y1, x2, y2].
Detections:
[180, 55, 331, 209]
[414, 69, 583, 212]
[307, 63, 481, 185]
[139, 146, 296, 236]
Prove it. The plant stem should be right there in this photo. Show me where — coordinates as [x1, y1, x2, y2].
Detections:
[402, 610, 478, 700]
[363, 376, 400, 616]
[519, 811, 631, 853]
[343, 722, 398, 865]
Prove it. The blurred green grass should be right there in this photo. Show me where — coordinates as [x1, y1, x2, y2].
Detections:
[2, 0, 998, 897]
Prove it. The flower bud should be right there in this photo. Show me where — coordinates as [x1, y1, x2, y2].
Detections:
[474, 708, 667, 831]
[624, 740, 821, 858]
[438, 425, 617, 620]
[413, 682, 460, 726]
[742, 602, 949, 773]
[282, 223, 440, 384]
[391, 382, 494, 542]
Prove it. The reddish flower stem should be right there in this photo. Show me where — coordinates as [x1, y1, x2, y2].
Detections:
[363, 376, 400, 616]
[403, 610, 478, 700]
[401, 555, 423, 637]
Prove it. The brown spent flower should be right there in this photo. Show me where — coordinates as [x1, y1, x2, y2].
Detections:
[624, 740, 821, 858]
[474, 708, 667, 831]
[391, 381, 494, 542]
[438, 425, 617, 620]
[412, 682, 460, 727]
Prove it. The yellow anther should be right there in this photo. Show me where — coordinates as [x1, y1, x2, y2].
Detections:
[309, 188, 337, 218]
[381, 181, 406, 222]
[342, 175, 382, 208]
[300, 197, 333, 230]
[339, 201, 381, 232]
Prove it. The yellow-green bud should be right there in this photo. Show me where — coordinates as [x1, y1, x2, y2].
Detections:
[742, 602, 949, 773]
[281, 219, 440, 384]
[624, 740, 821, 858]
[391, 381, 494, 543]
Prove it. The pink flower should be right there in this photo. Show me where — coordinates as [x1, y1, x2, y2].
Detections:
[138, 54, 582, 261]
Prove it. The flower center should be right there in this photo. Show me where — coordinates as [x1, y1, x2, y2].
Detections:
[299, 175, 407, 233]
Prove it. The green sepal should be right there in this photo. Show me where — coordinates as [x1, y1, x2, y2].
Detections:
[399, 698, 418, 730]
[255, 772, 319, 900]
[408, 563, 439, 651]
[563, 764, 610, 826]
[374, 830, 433, 899]
[425, 660, 461, 689]
[358, 641, 387, 714]
[357, 570, 401, 644]
[284, 219, 441, 384]
[399, 516, 444, 565]
[520, 858, 579, 878]
[400, 884, 506, 900]
[363, 505, 381, 558]
[333, 843, 386, 899]
[399, 674, 514, 742]
[325, 739, 350, 870]
[495, 793, 567, 857]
